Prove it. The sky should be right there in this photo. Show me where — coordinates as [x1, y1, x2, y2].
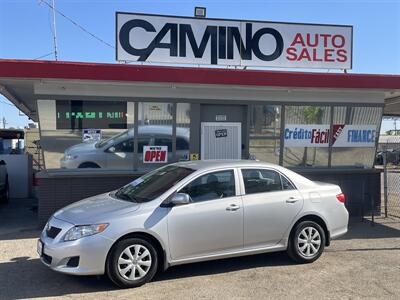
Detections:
[0, 0, 399, 131]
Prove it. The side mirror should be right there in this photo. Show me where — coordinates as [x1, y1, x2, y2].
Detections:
[107, 146, 116, 153]
[0, 160, 6, 166]
[168, 193, 191, 206]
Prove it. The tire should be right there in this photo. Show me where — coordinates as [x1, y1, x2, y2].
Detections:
[287, 221, 325, 264]
[78, 162, 100, 168]
[106, 237, 158, 288]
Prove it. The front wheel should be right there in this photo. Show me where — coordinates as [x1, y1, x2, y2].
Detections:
[287, 221, 325, 263]
[106, 238, 158, 288]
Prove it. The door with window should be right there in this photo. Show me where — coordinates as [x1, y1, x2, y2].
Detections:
[105, 138, 134, 169]
[167, 169, 243, 260]
[240, 168, 303, 248]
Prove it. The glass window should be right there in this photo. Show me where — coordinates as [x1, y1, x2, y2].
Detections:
[114, 165, 195, 202]
[242, 169, 282, 194]
[281, 175, 295, 190]
[176, 103, 190, 161]
[112, 139, 134, 153]
[38, 100, 134, 170]
[249, 105, 281, 163]
[138, 102, 173, 166]
[177, 137, 189, 151]
[283, 106, 331, 167]
[180, 170, 236, 202]
[331, 106, 383, 168]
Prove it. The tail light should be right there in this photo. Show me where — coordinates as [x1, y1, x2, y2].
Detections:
[336, 193, 345, 203]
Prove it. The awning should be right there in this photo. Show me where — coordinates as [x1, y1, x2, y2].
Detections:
[1, 59, 400, 121]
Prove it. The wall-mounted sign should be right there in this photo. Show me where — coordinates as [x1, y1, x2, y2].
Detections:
[82, 129, 102, 142]
[143, 146, 168, 163]
[216, 114, 227, 121]
[116, 12, 352, 69]
[215, 129, 228, 138]
[284, 124, 376, 147]
[190, 153, 199, 160]
[56, 100, 127, 130]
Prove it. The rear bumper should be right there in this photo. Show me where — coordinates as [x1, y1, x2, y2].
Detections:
[330, 208, 349, 240]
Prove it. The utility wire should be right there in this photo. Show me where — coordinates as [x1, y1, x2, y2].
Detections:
[39, 0, 114, 49]
[33, 52, 55, 60]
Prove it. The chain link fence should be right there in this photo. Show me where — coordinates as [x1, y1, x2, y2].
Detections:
[378, 135, 400, 218]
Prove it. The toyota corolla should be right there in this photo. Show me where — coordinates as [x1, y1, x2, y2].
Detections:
[38, 160, 348, 288]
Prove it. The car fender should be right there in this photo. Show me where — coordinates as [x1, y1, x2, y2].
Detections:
[280, 210, 330, 247]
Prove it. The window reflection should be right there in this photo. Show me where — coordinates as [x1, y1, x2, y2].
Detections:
[283, 106, 331, 167]
[249, 105, 281, 163]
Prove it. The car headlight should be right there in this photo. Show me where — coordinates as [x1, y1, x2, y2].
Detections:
[64, 154, 78, 160]
[63, 224, 108, 241]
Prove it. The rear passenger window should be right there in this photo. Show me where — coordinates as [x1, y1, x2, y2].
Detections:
[281, 175, 295, 190]
[242, 169, 282, 194]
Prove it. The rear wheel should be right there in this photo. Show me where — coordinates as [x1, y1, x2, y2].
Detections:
[287, 221, 325, 263]
[106, 238, 158, 288]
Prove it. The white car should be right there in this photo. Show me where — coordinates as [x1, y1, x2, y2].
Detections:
[60, 126, 189, 169]
[39, 160, 349, 288]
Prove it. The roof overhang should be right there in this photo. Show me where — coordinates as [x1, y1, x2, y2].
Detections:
[0, 59, 399, 122]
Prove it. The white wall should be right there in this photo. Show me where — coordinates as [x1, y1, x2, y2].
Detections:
[0, 154, 31, 198]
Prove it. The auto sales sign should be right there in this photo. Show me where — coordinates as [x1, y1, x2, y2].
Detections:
[116, 12, 352, 69]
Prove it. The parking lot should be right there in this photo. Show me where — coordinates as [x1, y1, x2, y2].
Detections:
[0, 198, 399, 299]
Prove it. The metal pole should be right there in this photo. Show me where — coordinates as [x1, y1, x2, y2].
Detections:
[51, 0, 58, 60]
[383, 149, 388, 218]
[370, 193, 375, 226]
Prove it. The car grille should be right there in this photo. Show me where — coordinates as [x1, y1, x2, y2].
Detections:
[46, 226, 62, 239]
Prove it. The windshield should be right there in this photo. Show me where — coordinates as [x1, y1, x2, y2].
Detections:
[114, 165, 195, 203]
[95, 130, 129, 148]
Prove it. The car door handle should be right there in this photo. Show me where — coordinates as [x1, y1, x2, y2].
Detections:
[286, 197, 300, 204]
[226, 204, 240, 211]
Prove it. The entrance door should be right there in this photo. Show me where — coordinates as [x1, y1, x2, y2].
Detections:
[201, 122, 241, 160]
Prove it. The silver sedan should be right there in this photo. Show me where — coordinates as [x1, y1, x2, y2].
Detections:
[38, 160, 349, 288]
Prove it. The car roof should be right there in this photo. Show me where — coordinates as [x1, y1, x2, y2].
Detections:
[126, 126, 189, 137]
[174, 160, 281, 170]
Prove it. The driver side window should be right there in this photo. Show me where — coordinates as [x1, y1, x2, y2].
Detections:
[180, 170, 236, 203]
[113, 139, 134, 153]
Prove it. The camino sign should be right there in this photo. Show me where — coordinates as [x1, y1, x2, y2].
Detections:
[116, 12, 352, 69]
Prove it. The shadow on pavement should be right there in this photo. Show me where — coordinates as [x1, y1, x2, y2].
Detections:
[0, 251, 294, 299]
[339, 217, 400, 240]
[0, 197, 40, 240]
[155, 251, 294, 282]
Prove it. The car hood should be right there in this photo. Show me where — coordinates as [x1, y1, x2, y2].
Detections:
[53, 192, 140, 224]
[64, 141, 98, 155]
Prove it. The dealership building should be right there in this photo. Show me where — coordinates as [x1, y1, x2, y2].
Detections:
[1, 12, 400, 224]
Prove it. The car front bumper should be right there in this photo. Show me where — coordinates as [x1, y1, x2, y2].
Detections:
[39, 217, 114, 275]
